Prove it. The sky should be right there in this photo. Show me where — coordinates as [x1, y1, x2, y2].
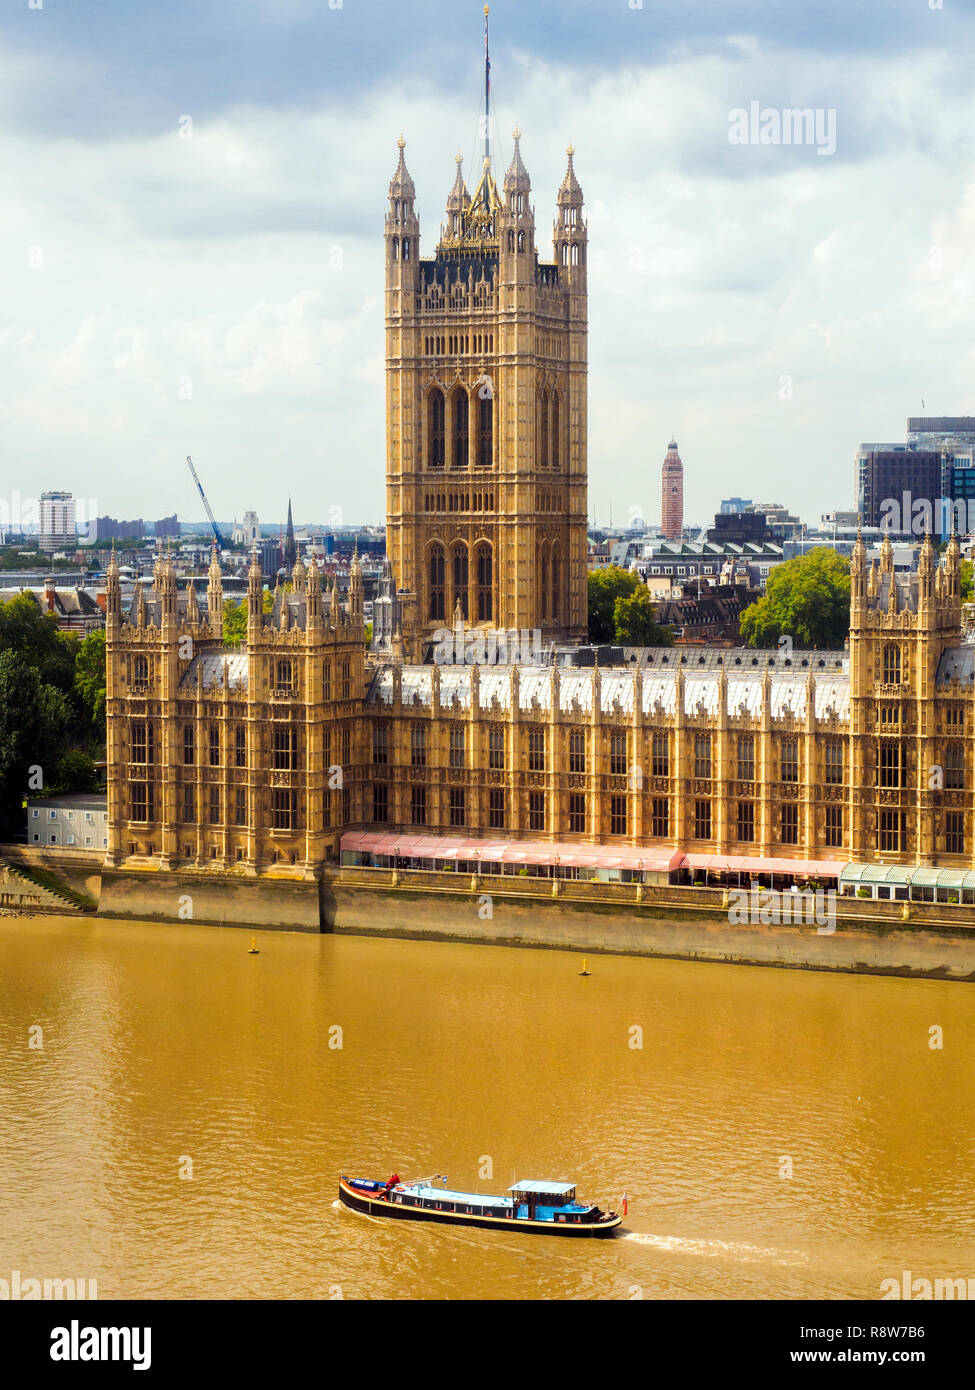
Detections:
[3, 0, 975, 532]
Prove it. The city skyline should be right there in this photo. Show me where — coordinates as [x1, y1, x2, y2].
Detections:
[4, 2, 975, 526]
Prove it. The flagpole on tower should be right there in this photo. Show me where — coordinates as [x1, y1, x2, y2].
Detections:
[484, 5, 491, 167]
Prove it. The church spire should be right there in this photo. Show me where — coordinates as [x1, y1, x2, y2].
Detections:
[283, 499, 296, 570]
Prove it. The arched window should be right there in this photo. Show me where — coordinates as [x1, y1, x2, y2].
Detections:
[540, 543, 549, 619]
[429, 544, 445, 622]
[133, 655, 149, 686]
[570, 243, 578, 266]
[452, 542, 469, 619]
[403, 239, 410, 261]
[507, 231, 514, 252]
[883, 644, 901, 685]
[550, 542, 561, 623]
[560, 243, 568, 265]
[538, 388, 549, 468]
[477, 391, 493, 468]
[428, 388, 445, 469]
[476, 543, 493, 622]
[452, 388, 469, 469]
[517, 229, 525, 252]
[551, 391, 560, 471]
[392, 239, 399, 261]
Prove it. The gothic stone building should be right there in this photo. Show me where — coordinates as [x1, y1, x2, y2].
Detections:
[107, 528, 975, 876]
[105, 131, 975, 878]
[384, 133, 588, 648]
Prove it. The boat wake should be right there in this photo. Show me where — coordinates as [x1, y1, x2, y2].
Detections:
[620, 1231, 808, 1267]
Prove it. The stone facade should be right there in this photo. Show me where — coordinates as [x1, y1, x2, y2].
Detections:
[105, 546, 367, 876]
[383, 132, 588, 647]
[106, 529, 975, 875]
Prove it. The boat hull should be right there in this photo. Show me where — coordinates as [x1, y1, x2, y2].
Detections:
[338, 1178, 623, 1238]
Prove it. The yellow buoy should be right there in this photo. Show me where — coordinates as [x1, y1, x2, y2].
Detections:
[248, 936, 260, 954]
[579, 957, 590, 976]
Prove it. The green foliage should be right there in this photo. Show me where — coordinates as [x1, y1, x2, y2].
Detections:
[612, 587, 674, 646]
[223, 597, 247, 645]
[223, 589, 274, 645]
[0, 650, 72, 834]
[587, 566, 642, 644]
[960, 559, 973, 602]
[0, 595, 105, 834]
[74, 630, 106, 736]
[0, 549, 74, 570]
[739, 548, 851, 650]
[52, 748, 100, 795]
[0, 591, 78, 693]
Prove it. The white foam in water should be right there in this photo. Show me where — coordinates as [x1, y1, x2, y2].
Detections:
[621, 1231, 808, 1267]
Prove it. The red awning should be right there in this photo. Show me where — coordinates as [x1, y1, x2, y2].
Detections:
[340, 831, 686, 873]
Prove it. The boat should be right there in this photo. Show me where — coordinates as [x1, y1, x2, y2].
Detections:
[338, 1172, 625, 1237]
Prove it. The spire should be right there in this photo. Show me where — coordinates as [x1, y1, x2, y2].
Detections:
[283, 499, 296, 570]
[106, 540, 121, 620]
[204, 540, 221, 626]
[446, 152, 469, 216]
[504, 125, 531, 195]
[349, 544, 364, 624]
[388, 133, 415, 200]
[247, 544, 263, 635]
[880, 530, 894, 575]
[558, 143, 583, 204]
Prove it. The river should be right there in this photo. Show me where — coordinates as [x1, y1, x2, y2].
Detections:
[1, 914, 972, 1299]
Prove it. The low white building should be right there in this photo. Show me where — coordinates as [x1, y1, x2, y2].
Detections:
[27, 794, 108, 849]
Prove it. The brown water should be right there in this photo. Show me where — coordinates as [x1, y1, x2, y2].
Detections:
[0, 914, 973, 1300]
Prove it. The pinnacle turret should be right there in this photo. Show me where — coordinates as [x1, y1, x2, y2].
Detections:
[503, 126, 531, 196]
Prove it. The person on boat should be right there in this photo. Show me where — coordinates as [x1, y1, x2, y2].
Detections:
[383, 1173, 400, 1199]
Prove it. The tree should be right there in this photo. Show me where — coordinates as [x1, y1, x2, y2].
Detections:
[223, 591, 273, 645]
[0, 591, 78, 694]
[961, 559, 973, 603]
[74, 630, 106, 738]
[52, 748, 100, 795]
[0, 650, 72, 834]
[613, 587, 674, 646]
[739, 548, 851, 649]
[587, 566, 642, 644]
[223, 597, 247, 645]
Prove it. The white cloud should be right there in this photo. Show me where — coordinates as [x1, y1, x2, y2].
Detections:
[2, 33, 975, 530]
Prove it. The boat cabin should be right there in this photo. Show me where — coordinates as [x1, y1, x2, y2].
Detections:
[509, 1179, 593, 1223]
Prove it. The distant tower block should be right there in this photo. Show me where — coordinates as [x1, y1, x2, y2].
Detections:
[661, 440, 683, 540]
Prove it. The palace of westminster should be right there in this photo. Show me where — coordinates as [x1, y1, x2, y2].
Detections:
[105, 116, 975, 879]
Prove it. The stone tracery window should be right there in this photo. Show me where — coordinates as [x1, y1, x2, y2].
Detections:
[475, 542, 493, 622]
[428, 543, 445, 622]
[451, 388, 469, 469]
[428, 388, 445, 469]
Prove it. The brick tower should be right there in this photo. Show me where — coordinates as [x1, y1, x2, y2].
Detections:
[661, 439, 683, 540]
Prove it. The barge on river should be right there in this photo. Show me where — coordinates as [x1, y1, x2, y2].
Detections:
[338, 1173, 624, 1237]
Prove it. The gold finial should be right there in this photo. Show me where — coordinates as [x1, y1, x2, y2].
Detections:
[484, 4, 489, 15]
[567, 142, 575, 158]
[455, 150, 463, 164]
[397, 133, 405, 150]
[513, 124, 521, 141]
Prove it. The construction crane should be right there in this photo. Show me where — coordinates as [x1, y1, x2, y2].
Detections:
[185, 455, 226, 550]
